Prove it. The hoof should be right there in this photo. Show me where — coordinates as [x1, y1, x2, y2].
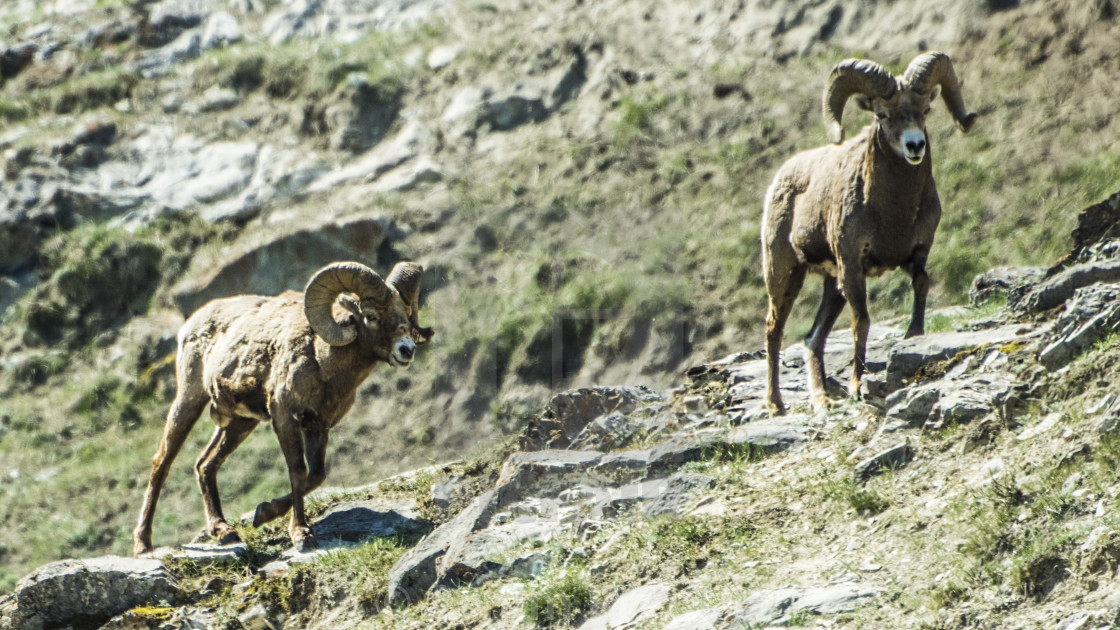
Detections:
[292, 531, 317, 553]
[133, 540, 154, 557]
[811, 394, 836, 411]
[215, 527, 242, 546]
[767, 400, 786, 418]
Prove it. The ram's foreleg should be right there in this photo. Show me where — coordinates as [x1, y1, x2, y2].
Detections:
[838, 257, 871, 401]
[253, 411, 329, 552]
[904, 247, 931, 339]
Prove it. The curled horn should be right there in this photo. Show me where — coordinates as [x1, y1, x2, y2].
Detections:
[386, 262, 433, 345]
[304, 262, 389, 346]
[902, 52, 978, 133]
[823, 58, 899, 144]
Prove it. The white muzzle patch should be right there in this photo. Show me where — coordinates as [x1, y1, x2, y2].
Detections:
[900, 128, 927, 165]
[390, 337, 417, 368]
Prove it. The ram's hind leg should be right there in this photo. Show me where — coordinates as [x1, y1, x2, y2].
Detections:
[134, 388, 208, 555]
[196, 416, 258, 544]
[805, 276, 847, 410]
[765, 265, 807, 417]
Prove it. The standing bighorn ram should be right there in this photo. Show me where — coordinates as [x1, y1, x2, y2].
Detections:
[762, 52, 977, 416]
[134, 261, 433, 554]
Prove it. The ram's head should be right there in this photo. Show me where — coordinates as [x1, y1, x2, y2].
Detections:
[823, 52, 978, 165]
[303, 261, 434, 367]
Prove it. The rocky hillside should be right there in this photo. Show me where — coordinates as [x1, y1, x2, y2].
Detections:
[1, 0, 1119, 603]
[4, 190, 1120, 629]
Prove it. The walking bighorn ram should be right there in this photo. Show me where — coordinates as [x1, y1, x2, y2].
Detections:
[134, 261, 433, 554]
[762, 52, 977, 416]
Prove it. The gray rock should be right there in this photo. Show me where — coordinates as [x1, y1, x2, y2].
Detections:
[728, 419, 809, 453]
[372, 157, 443, 193]
[509, 552, 551, 579]
[642, 473, 715, 518]
[325, 72, 401, 153]
[309, 120, 431, 192]
[725, 585, 878, 626]
[133, 28, 201, 78]
[969, 265, 1046, 307]
[238, 604, 280, 630]
[201, 11, 242, 49]
[430, 474, 464, 510]
[580, 582, 670, 630]
[169, 215, 389, 316]
[570, 412, 637, 451]
[886, 386, 940, 427]
[853, 444, 914, 481]
[521, 386, 659, 451]
[663, 607, 724, 630]
[312, 499, 425, 542]
[885, 325, 1023, 391]
[1012, 260, 1120, 314]
[195, 85, 239, 113]
[3, 556, 180, 630]
[145, 0, 211, 47]
[387, 490, 498, 605]
[1096, 396, 1120, 436]
[150, 542, 247, 565]
[427, 45, 459, 70]
[483, 89, 548, 131]
[647, 432, 724, 476]
[936, 374, 1012, 427]
[1038, 283, 1120, 369]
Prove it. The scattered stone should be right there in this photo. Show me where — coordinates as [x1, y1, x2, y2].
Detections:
[580, 583, 670, 630]
[195, 85, 239, 113]
[431, 474, 464, 510]
[238, 604, 282, 630]
[372, 157, 443, 192]
[724, 585, 878, 627]
[886, 386, 940, 427]
[427, 45, 459, 70]
[853, 444, 914, 481]
[885, 325, 1025, 391]
[728, 419, 810, 452]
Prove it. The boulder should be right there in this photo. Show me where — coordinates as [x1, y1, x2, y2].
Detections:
[521, 386, 659, 451]
[200, 11, 241, 49]
[969, 265, 1046, 307]
[169, 215, 390, 316]
[1012, 260, 1120, 315]
[2, 556, 180, 630]
[1038, 283, 1120, 369]
[663, 607, 725, 630]
[325, 73, 401, 153]
[885, 325, 1024, 391]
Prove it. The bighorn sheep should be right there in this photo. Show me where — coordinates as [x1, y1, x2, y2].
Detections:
[762, 52, 977, 416]
[133, 261, 433, 554]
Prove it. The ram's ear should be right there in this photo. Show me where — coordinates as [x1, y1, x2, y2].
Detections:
[413, 325, 434, 346]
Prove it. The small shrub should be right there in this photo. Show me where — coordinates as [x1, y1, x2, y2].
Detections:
[523, 571, 593, 627]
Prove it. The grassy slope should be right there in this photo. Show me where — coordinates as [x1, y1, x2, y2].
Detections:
[0, 0, 1118, 593]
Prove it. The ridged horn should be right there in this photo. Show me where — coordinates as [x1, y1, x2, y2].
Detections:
[902, 52, 978, 133]
[304, 262, 389, 346]
[823, 58, 899, 144]
[386, 262, 433, 345]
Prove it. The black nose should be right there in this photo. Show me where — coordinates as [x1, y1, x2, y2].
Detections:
[906, 138, 926, 153]
[398, 344, 414, 360]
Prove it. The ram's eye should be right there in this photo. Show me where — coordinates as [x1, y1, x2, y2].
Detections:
[924, 107, 931, 115]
